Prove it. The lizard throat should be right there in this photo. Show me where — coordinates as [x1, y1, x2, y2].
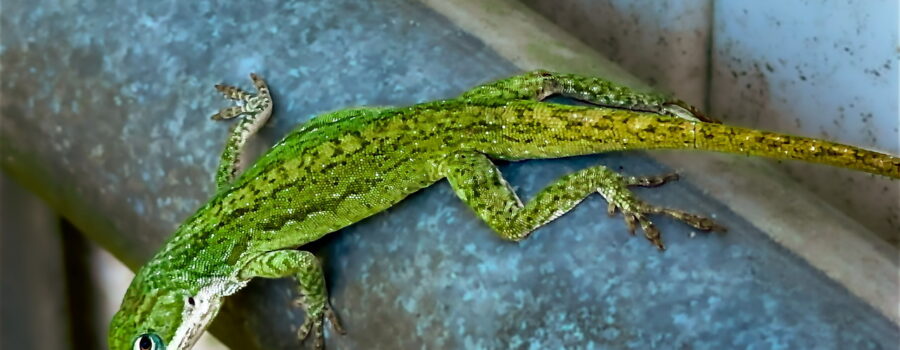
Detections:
[167, 279, 247, 349]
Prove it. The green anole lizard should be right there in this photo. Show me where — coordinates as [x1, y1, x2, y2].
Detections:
[109, 70, 900, 350]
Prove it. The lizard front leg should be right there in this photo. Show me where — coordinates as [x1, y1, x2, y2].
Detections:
[442, 152, 724, 249]
[211, 73, 274, 190]
[460, 70, 715, 122]
[239, 250, 344, 349]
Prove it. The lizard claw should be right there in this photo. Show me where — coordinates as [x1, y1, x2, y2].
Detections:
[210, 74, 273, 121]
[296, 309, 326, 350]
[659, 209, 727, 233]
[663, 100, 721, 123]
[601, 172, 724, 250]
[610, 203, 665, 249]
[624, 172, 680, 187]
[326, 305, 346, 335]
[293, 297, 344, 349]
[215, 83, 254, 102]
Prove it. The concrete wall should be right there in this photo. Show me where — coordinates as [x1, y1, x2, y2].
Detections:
[522, 0, 899, 244]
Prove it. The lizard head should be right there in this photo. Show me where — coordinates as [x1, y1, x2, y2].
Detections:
[108, 261, 241, 350]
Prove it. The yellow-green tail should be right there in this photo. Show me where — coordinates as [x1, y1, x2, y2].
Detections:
[483, 104, 898, 179]
[689, 121, 900, 179]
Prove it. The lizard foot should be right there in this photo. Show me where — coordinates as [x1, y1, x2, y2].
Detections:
[624, 172, 680, 188]
[210, 73, 274, 188]
[600, 172, 726, 250]
[294, 298, 345, 350]
[211, 73, 272, 121]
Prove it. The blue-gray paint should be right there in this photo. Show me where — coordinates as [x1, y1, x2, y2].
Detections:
[0, 0, 896, 349]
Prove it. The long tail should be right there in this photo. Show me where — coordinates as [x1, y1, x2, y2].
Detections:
[500, 104, 900, 179]
[688, 121, 899, 178]
[585, 111, 900, 179]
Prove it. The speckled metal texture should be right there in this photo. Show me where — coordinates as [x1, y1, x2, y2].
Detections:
[0, 0, 896, 349]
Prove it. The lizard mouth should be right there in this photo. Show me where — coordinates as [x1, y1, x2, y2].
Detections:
[167, 279, 246, 349]
[167, 297, 222, 349]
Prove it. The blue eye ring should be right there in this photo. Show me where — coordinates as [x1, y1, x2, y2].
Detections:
[133, 333, 165, 350]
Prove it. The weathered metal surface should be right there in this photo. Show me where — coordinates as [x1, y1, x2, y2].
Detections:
[1, 0, 896, 348]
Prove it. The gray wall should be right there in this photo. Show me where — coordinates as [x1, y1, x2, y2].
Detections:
[521, 0, 899, 243]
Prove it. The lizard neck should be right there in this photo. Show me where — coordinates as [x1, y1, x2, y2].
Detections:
[147, 203, 259, 282]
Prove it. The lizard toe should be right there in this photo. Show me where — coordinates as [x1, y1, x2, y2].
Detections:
[618, 208, 666, 250]
[625, 172, 680, 187]
[651, 207, 727, 233]
[326, 305, 346, 334]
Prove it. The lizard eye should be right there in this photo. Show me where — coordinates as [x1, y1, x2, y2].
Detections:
[133, 333, 164, 350]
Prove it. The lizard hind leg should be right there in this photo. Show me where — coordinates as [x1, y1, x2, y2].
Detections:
[443, 152, 724, 250]
[211, 73, 274, 189]
[459, 70, 718, 122]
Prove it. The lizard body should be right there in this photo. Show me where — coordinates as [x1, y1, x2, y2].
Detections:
[109, 71, 900, 350]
